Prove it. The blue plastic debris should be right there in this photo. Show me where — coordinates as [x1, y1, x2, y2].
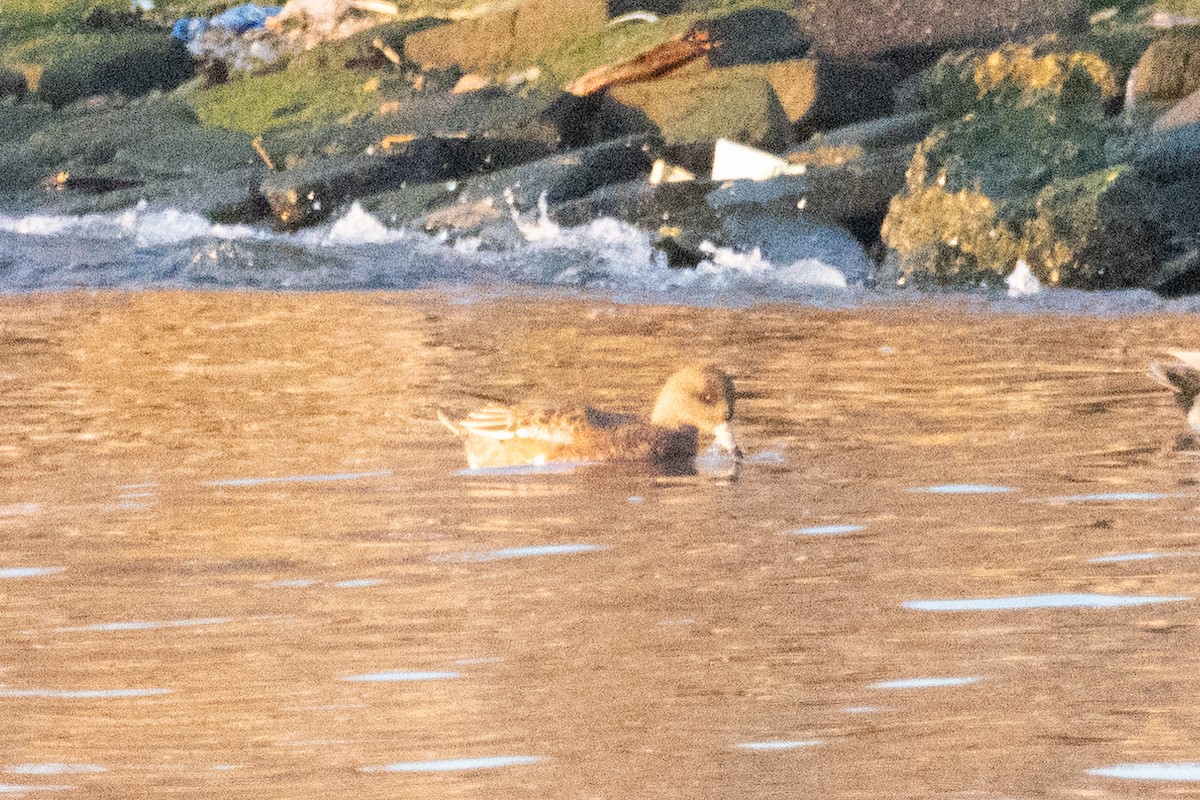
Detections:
[172, 3, 282, 42]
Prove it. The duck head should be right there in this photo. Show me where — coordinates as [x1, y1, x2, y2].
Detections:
[651, 364, 740, 457]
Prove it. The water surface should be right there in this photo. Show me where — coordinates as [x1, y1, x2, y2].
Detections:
[3, 292, 1200, 798]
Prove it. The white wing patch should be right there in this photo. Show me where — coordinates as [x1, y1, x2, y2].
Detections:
[458, 406, 519, 439]
[514, 423, 575, 443]
[456, 405, 576, 444]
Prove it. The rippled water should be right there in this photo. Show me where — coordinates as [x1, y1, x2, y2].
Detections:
[4, 291, 1200, 797]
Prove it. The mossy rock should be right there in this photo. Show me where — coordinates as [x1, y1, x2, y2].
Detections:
[924, 41, 1119, 118]
[916, 98, 1109, 201]
[2, 31, 194, 108]
[881, 154, 1025, 288]
[1024, 167, 1167, 288]
[879, 92, 1111, 287]
[884, 142, 1168, 288]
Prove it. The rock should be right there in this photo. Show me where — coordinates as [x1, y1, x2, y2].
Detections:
[1151, 85, 1200, 131]
[0, 67, 27, 102]
[715, 203, 873, 284]
[711, 143, 912, 229]
[880, 166, 1023, 288]
[695, 8, 809, 67]
[553, 177, 715, 228]
[1023, 167, 1168, 289]
[259, 132, 556, 228]
[1134, 134, 1200, 240]
[922, 42, 1119, 120]
[1155, 248, 1200, 297]
[607, 65, 795, 150]
[883, 110, 1169, 290]
[1128, 26, 1200, 112]
[0, 98, 265, 218]
[410, 133, 658, 235]
[771, 58, 896, 133]
[806, 111, 936, 150]
[404, 0, 608, 73]
[879, 43, 1117, 291]
[2, 32, 195, 108]
[803, 0, 1087, 64]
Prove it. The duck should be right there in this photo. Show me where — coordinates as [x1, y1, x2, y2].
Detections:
[1149, 350, 1200, 431]
[438, 364, 740, 469]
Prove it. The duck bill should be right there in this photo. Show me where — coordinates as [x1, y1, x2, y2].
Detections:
[713, 422, 742, 459]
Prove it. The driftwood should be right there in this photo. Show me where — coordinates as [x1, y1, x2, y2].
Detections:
[565, 30, 714, 97]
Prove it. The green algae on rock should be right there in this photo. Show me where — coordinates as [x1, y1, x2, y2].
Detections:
[880, 144, 1025, 288]
[1024, 166, 1167, 288]
[881, 41, 1136, 288]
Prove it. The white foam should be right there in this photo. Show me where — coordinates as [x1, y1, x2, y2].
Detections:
[0, 204, 260, 246]
[694, 243, 847, 289]
[507, 190, 561, 242]
[1006, 258, 1042, 297]
[325, 203, 404, 245]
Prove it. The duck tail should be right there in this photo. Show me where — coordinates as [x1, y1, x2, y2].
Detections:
[437, 409, 464, 437]
[1150, 362, 1200, 407]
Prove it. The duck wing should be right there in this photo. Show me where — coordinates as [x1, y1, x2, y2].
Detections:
[584, 406, 642, 429]
[458, 404, 578, 444]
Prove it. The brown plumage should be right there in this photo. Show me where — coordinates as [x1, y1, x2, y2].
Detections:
[439, 364, 739, 469]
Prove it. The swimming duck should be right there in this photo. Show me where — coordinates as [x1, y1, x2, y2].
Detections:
[1149, 350, 1200, 431]
[438, 364, 740, 469]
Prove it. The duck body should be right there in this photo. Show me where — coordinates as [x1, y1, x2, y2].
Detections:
[1149, 350, 1200, 431]
[439, 364, 737, 469]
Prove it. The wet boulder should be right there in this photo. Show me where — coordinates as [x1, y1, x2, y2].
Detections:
[713, 202, 874, 285]
[405, 133, 658, 236]
[260, 132, 556, 229]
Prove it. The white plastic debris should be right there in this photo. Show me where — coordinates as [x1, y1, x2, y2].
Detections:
[648, 159, 695, 185]
[710, 139, 805, 182]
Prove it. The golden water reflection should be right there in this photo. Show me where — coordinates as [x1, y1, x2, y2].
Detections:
[2, 292, 1200, 798]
